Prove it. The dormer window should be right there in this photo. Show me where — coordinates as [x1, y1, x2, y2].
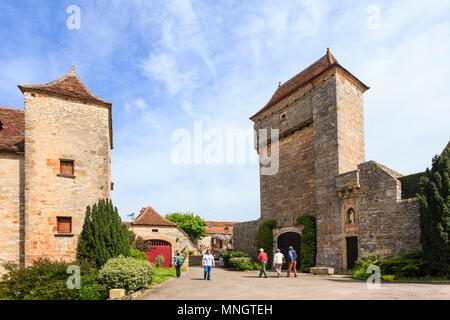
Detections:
[224, 226, 229, 233]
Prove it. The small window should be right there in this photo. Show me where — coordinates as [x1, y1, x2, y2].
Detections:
[208, 225, 212, 229]
[0, 120, 3, 130]
[152, 229, 158, 232]
[280, 113, 286, 121]
[224, 226, 229, 233]
[57, 217, 72, 234]
[60, 160, 74, 176]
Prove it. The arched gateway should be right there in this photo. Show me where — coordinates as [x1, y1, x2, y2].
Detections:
[276, 232, 301, 270]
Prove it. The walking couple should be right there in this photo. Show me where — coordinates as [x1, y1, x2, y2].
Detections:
[257, 246, 298, 278]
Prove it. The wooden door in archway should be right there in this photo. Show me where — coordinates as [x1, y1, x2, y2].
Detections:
[146, 240, 171, 267]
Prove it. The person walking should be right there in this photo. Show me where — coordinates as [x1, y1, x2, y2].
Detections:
[202, 249, 215, 280]
[287, 245, 298, 277]
[174, 252, 183, 278]
[256, 248, 268, 278]
[273, 249, 285, 278]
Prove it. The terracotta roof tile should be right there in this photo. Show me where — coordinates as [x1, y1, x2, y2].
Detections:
[18, 67, 113, 149]
[250, 48, 369, 120]
[132, 206, 176, 226]
[204, 221, 237, 235]
[0, 106, 24, 152]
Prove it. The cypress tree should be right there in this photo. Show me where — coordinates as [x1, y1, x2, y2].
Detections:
[417, 147, 450, 276]
[77, 199, 130, 268]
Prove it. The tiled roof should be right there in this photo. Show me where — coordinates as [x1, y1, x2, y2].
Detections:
[204, 221, 237, 235]
[132, 206, 177, 226]
[250, 48, 369, 120]
[0, 106, 24, 152]
[18, 67, 113, 149]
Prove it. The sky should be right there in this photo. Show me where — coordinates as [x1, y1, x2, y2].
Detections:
[0, 0, 449, 222]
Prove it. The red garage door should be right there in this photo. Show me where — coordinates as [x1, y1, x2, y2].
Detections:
[145, 240, 171, 268]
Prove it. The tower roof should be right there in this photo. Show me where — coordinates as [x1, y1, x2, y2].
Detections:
[250, 48, 369, 121]
[18, 66, 113, 149]
[132, 206, 177, 226]
[0, 106, 24, 152]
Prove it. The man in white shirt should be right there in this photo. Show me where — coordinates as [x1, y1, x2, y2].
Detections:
[202, 249, 215, 280]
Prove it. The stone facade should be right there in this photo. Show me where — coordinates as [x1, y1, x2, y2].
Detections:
[0, 68, 112, 269]
[234, 50, 421, 271]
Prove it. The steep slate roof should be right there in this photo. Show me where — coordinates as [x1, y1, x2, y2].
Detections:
[0, 106, 24, 152]
[204, 221, 237, 235]
[18, 67, 114, 149]
[132, 206, 177, 226]
[250, 48, 369, 121]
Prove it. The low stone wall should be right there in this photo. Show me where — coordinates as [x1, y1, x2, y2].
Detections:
[189, 255, 203, 266]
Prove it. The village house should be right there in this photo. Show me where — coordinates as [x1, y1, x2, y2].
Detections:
[0, 67, 112, 273]
[197, 221, 237, 253]
[125, 206, 197, 267]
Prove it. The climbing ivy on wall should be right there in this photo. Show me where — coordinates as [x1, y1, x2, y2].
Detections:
[399, 171, 426, 199]
[256, 220, 276, 265]
[297, 215, 316, 273]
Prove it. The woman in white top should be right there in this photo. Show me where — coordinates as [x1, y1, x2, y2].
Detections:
[273, 249, 285, 278]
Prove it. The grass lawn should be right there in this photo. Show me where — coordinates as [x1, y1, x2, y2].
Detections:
[152, 267, 186, 284]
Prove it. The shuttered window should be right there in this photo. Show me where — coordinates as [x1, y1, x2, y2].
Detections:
[60, 160, 74, 176]
[57, 217, 72, 234]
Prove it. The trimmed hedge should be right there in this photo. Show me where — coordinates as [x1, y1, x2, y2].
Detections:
[398, 172, 425, 199]
[256, 220, 276, 265]
[297, 215, 316, 272]
[97, 256, 155, 294]
[223, 251, 249, 267]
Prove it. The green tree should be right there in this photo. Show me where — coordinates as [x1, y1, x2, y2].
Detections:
[417, 147, 450, 276]
[77, 199, 130, 268]
[165, 212, 207, 242]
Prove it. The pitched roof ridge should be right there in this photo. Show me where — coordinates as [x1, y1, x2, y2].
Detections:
[132, 206, 177, 226]
[0, 105, 24, 113]
[18, 68, 112, 106]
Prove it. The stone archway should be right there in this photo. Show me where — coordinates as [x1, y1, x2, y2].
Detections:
[273, 225, 303, 270]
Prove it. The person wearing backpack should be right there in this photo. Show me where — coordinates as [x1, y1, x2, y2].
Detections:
[174, 252, 183, 278]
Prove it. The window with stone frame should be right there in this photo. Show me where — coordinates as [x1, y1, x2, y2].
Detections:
[60, 160, 74, 176]
[57, 217, 72, 234]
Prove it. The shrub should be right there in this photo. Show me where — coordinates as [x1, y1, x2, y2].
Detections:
[353, 252, 383, 270]
[379, 251, 427, 279]
[223, 251, 249, 267]
[155, 255, 165, 268]
[297, 216, 316, 272]
[257, 220, 276, 265]
[97, 256, 155, 293]
[77, 199, 130, 269]
[130, 248, 148, 261]
[417, 147, 450, 276]
[381, 275, 396, 281]
[0, 257, 107, 300]
[351, 268, 371, 280]
[228, 257, 259, 271]
[188, 250, 196, 256]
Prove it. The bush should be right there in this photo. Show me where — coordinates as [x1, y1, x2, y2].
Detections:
[228, 257, 259, 271]
[297, 216, 316, 272]
[97, 256, 155, 293]
[0, 257, 107, 300]
[188, 250, 195, 256]
[130, 248, 148, 261]
[381, 275, 396, 281]
[379, 251, 427, 279]
[351, 268, 371, 280]
[223, 251, 249, 267]
[353, 252, 383, 270]
[155, 255, 165, 268]
[256, 220, 276, 265]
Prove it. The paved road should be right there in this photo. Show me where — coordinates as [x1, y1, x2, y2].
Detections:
[139, 266, 450, 300]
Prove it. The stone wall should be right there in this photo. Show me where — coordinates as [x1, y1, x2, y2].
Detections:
[129, 225, 197, 266]
[337, 161, 421, 268]
[0, 152, 24, 272]
[23, 91, 111, 265]
[233, 219, 259, 259]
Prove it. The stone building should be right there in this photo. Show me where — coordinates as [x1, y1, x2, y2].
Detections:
[197, 221, 237, 253]
[0, 67, 112, 272]
[126, 206, 197, 267]
[233, 49, 422, 271]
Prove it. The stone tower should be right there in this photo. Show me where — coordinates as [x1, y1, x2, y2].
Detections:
[18, 67, 113, 265]
[236, 49, 369, 270]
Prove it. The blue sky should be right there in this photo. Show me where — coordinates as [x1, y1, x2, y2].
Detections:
[0, 0, 449, 222]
